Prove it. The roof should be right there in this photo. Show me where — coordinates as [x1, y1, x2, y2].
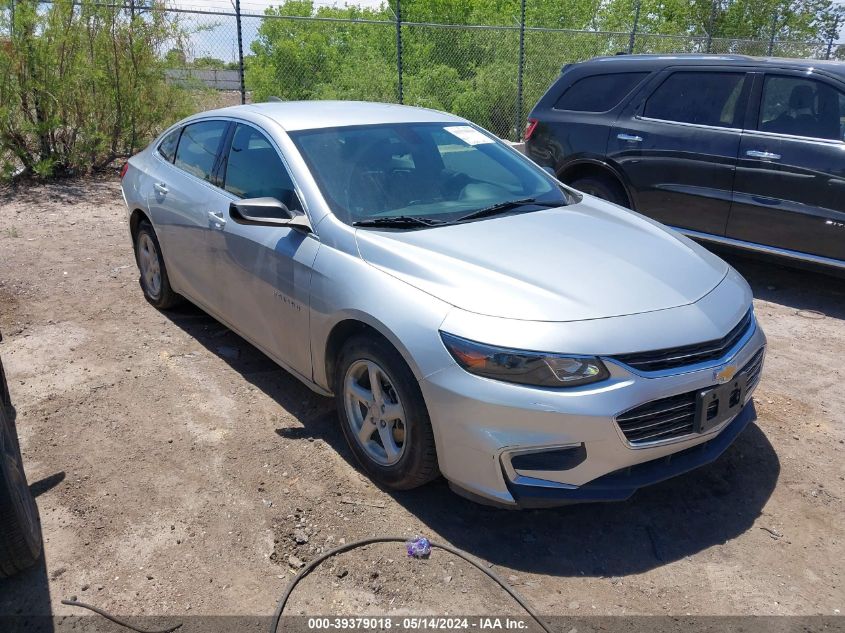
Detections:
[195, 100, 465, 131]
[578, 53, 845, 77]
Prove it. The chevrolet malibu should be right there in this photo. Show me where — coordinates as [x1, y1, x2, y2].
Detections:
[120, 101, 766, 508]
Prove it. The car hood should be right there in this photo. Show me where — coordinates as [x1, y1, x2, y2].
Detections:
[354, 197, 729, 322]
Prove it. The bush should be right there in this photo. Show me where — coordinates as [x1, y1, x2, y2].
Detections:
[0, 0, 192, 179]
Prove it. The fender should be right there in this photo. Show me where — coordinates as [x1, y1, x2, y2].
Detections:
[557, 155, 638, 210]
[316, 309, 432, 392]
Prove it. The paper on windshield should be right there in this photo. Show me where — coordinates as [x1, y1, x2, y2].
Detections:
[444, 125, 494, 145]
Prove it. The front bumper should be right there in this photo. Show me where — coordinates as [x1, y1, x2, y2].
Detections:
[506, 401, 755, 508]
[419, 318, 766, 508]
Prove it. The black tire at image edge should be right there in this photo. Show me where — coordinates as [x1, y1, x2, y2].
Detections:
[0, 374, 42, 578]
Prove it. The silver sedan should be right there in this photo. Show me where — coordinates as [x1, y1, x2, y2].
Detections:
[120, 101, 765, 508]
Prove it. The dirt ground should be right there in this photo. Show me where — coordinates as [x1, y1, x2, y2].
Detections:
[0, 176, 842, 626]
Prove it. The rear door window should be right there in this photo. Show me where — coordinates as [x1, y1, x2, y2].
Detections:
[554, 72, 649, 112]
[758, 75, 845, 141]
[157, 128, 180, 163]
[222, 124, 303, 213]
[644, 71, 747, 128]
[173, 120, 229, 183]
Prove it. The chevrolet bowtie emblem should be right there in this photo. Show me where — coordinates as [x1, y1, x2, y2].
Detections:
[714, 365, 737, 384]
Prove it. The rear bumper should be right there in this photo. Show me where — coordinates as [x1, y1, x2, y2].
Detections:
[506, 401, 756, 508]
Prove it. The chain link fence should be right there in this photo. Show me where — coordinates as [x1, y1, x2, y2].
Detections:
[16, 1, 845, 142]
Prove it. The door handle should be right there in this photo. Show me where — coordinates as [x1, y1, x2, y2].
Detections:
[208, 210, 226, 230]
[746, 150, 781, 160]
[153, 182, 168, 194]
[617, 133, 643, 142]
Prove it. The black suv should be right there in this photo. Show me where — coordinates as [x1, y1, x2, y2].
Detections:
[525, 55, 845, 271]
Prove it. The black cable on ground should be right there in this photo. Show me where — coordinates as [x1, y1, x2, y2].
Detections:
[62, 536, 552, 633]
[269, 536, 553, 633]
[60, 598, 182, 633]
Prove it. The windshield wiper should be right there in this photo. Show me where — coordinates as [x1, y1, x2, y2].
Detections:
[352, 215, 445, 229]
[455, 198, 561, 223]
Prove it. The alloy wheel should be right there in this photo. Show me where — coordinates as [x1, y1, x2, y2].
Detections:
[137, 233, 162, 299]
[343, 360, 407, 466]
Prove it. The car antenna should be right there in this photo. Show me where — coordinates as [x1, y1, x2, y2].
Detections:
[266, 96, 283, 102]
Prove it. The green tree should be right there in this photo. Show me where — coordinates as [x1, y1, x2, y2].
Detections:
[165, 47, 187, 66]
[244, 0, 843, 141]
[246, 1, 395, 102]
[191, 56, 229, 69]
[0, 0, 191, 179]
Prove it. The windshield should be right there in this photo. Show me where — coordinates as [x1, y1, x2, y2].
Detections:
[288, 122, 572, 226]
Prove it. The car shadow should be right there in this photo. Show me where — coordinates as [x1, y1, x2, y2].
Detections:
[391, 421, 778, 576]
[713, 248, 845, 321]
[165, 301, 781, 578]
[0, 558, 54, 633]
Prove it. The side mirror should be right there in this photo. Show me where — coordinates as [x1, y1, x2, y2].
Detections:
[229, 198, 312, 233]
[541, 165, 556, 177]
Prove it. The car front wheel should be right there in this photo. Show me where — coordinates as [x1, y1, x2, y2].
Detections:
[335, 335, 439, 490]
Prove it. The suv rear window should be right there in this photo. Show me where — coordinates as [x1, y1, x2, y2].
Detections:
[554, 72, 648, 112]
[644, 71, 746, 128]
[759, 75, 845, 141]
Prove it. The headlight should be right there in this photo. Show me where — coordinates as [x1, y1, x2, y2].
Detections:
[440, 332, 609, 388]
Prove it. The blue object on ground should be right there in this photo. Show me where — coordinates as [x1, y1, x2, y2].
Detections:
[406, 536, 431, 558]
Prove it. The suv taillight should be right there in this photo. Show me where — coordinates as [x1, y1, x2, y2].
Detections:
[524, 118, 539, 141]
[120, 162, 129, 180]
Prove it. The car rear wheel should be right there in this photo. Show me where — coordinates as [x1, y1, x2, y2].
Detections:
[571, 175, 628, 207]
[335, 335, 439, 490]
[0, 363, 42, 578]
[134, 221, 180, 310]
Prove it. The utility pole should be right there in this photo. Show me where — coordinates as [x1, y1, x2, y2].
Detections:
[515, 0, 526, 141]
[767, 9, 778, 56]
[628, 0, 641, 54]
[395, 0, 403, 104]
[826, 13, 841, 60]
[706, 0, 717, 53]
[235, 0, 245, 104]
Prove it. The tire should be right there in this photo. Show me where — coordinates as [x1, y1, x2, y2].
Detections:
[0, 360, 42, 578]
[335, 335, 439, 490]
[134, 221, 181, 310]
[571, 175, 628, 207]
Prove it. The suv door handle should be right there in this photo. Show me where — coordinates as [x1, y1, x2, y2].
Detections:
[153, 182, 168, 195]
[746, 150, 781, 160]
[617, 133, 643, 142]
[208, 211, 226, 230]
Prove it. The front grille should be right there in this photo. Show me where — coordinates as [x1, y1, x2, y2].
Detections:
[616, 392, 698, 444]
[613, 309, 754, 372]
[616, 346, 764, 446]
[743, 347, 765, 392]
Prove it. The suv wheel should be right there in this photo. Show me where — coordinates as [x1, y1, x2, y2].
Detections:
[335, 335, 439, 490]
[571, 175, 628, 207]
[0, 362, 42, 578]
